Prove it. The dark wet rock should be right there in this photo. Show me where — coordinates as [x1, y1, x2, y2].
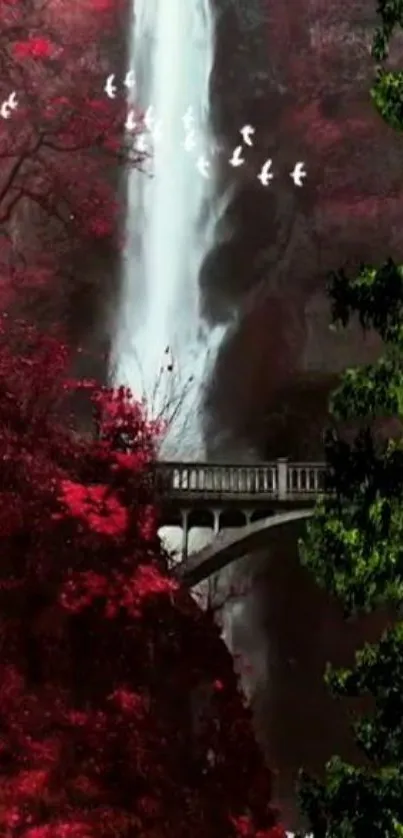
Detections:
[204, 0, 403, 459]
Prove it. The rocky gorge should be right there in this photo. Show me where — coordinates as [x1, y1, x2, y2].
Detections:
[199, 0, 403, 829]
[203, 0, 403, 459]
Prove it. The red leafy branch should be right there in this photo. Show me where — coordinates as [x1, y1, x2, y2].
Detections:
[0, 322, 283, 837]
[0, 0, 144, 273]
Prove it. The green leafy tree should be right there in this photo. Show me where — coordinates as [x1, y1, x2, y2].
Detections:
[296, 4, 403, 836]
[297, 260, 403, 838]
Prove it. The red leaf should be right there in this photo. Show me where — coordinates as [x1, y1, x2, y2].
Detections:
[12, 37, 56, 59]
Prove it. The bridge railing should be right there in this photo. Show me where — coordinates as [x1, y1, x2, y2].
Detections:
[287, 463, 326, 494]
[155, 460, 326, 500]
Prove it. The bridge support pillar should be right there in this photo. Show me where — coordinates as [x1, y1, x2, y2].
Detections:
[212, 508, 221, 536]
[180, 509, 189, 560]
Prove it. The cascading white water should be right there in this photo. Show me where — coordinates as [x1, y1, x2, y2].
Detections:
[110, 0, 227, 459]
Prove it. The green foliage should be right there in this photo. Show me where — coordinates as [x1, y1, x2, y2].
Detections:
[296, 6, 403, 833]
[371, 1, 403, 127]
[299, 758, 403, 838]
[298, 262, 403, 830]
[298, 273, 403, 829]
[327, 260, 403, 344]
[325, 624, 403, 764]
[372, 0, 403, 61]
[329, 351, 403, 420]
[371, 70, 403, 130]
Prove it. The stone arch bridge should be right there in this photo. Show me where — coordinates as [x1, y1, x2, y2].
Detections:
[154, 459, 326, 585]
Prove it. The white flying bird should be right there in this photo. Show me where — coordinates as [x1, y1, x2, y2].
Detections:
[124, 69, 136, 89]
[125, 109, 137, 132]
[240, 124, 255, 146]
[104, 74, 117, 99]
[290, 161, 307, 186]
[229, 145, 245, 167]
[257, 158, 274, 186]
[0, 91, 18, 119]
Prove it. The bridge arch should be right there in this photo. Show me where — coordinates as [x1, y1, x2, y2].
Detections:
[176, 509, 313, 586]
[249, 507, 277, 524]
[219, 508, 249, 529]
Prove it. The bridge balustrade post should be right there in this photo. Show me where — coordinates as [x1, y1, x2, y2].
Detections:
[181, 509, 189, 560]
[277, 458, 288, 500]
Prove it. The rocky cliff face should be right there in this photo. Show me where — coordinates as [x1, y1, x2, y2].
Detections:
[203, 2, 403, 828]
[203, 0, 403, 459]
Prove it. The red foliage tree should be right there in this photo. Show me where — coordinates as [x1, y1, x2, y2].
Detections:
[0, 0, 134, 238]
[0, 0, 145, 333]
[0, 320, 283, 838]
[0, 3, 285, 834]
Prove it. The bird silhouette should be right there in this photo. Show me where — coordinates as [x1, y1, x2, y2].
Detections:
[240, 124, 255, 146]
[124, 69, 136, 89]
[290, 162, 307, 186]
[104, 74, 117, 99]
[0, 91, 18, 119]
[125, 109, 137, 131]
[229, 145, 245, 167]
[257, 159, 274, 186]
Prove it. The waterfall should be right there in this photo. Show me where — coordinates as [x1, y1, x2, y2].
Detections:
[110, 0, 227, 459]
